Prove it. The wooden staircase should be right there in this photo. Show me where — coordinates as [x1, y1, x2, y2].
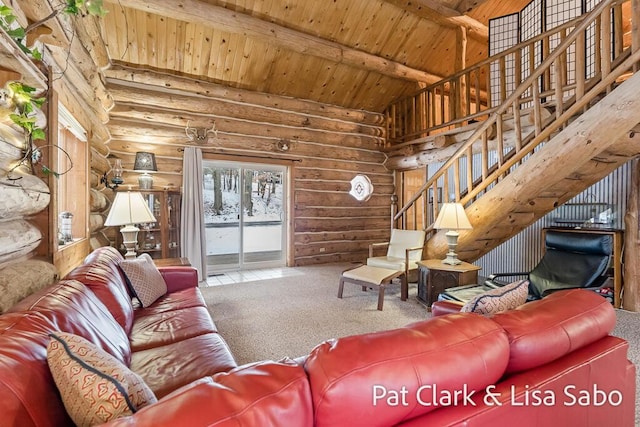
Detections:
[384, 0, 640, 262]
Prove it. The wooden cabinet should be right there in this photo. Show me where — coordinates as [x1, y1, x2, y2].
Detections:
[417, 260, 481, 309]
[116, 190, 182, 259]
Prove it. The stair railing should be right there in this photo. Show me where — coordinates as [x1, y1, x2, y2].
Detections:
[391, 0, 640, 232]
[384, 1, 627, 146]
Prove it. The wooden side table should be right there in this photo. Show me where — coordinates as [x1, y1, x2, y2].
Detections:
[417, 260, 481, 309]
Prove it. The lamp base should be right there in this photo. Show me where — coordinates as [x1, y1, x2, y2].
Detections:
[442, 229, 462, 265]
[138, 173, 153, 190]
[120, 224, 140, 259]
[442, 252, 462, 265]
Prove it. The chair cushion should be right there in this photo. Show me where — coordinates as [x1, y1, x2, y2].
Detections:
[460, 280, 529, 315]
[386, 229, 425, 262]
[119, 254, 167, 307]
[47, 332, 156, 426]
[367, 256, 406, 272]
[529, 231, 613, 299]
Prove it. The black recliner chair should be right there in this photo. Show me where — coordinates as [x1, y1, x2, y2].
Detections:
[485, 230, 613, 300]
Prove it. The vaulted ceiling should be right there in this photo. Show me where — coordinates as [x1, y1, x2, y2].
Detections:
[98, 0, 531, 113]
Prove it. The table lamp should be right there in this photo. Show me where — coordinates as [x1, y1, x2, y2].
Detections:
[105, 192, 157, 259]
[133, 152, 158, 189]
[433, 202, 472, 265]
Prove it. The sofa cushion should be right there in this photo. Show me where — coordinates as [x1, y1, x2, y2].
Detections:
[460, 279, 529, 315]
[48, 332, 156, 426]
[133, 287, 206, 317]
[129, 306, 217, 351]
[490, 288, 616, 374]
[304, 314, 510, 427]
[8, 280, 132, 365]
[101, 361, 313, 427]
[66, 260, 135, 335]
[119, 254, 167, 307]
[131, 333, 237, 398]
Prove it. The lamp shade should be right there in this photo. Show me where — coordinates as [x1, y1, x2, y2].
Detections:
[433, 202, 472, 230]
[133, 152, 158, 172]
[105, 192, 157, 226]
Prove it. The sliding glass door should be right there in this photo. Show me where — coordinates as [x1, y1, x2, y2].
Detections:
[203, 160, 287, 273]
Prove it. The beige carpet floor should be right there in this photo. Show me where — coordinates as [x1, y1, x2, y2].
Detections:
[200, 263, 640, 423]
[201, 263, 428, 364]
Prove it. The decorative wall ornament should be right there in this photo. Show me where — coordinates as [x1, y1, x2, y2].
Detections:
[349, 174, 374, 202]
[276, 139, 291, 152]
[185, 120, 218, 142]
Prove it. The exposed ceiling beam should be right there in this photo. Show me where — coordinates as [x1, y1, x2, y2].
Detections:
[384, 0, 488, 42]
[455, 0, 493, 14]
[102, 0, 442, 85]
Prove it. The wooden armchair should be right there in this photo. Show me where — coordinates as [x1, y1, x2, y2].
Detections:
[367, 229, 426, 282]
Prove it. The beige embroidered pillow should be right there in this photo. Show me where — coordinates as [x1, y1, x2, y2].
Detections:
[461, 279, 529, 315]
[119, 254, 167, 307]
[47, 332, 156, 427]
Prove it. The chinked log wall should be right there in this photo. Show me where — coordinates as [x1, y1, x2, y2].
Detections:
[0, 18, 112, 310]
[103, 65, 393, 266]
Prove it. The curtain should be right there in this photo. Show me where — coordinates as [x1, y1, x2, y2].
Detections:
[180, 147, 207, 282]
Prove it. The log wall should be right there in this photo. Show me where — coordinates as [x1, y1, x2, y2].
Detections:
[103, 66, 393, 266]
[0, 1, 114, 304]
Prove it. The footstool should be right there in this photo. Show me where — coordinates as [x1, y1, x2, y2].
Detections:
[337, 265, 407, 310]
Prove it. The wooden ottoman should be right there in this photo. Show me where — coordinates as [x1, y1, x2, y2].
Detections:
[337, 265, 407, 310]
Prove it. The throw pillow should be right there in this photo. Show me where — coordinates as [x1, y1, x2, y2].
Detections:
[118, 254, 167, 307]
[47, 332, 156, 427]
[461, 279, 529, 315]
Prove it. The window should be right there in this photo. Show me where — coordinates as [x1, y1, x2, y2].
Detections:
[56, 104, 88, 247]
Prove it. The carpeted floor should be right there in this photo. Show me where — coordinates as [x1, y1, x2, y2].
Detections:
[201, 263, 640, 423]
[201, 263, 428, 363]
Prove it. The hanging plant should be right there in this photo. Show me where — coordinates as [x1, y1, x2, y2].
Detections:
[0, 5, 41, 59]
[1, 81, 72, 178]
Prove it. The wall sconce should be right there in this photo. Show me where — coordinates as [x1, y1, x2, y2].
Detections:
[185, 120, 218, 142]
[133, 152, 157, 189]
[101, 158, 124, 191]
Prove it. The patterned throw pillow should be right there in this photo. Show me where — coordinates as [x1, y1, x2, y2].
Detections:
[118, 254, 167, 307]
[461, 279, 529, 315]
[47, 332, 156, 426]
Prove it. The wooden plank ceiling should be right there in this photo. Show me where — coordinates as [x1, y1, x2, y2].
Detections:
[99, 0, 530, 113]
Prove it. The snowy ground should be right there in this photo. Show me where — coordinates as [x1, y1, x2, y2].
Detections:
[204, 175, 284, 255]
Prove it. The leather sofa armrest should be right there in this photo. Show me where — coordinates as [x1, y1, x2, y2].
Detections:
[159, 266, 198, 293]
[431, 300, 464, 317]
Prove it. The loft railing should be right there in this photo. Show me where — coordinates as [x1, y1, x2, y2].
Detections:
[384, 0, 628, 146]
[390, 0, 640, 232]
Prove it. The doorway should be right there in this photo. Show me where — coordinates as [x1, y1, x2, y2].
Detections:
[203, 160, 287, 273]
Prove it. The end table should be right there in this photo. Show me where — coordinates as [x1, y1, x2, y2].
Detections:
[417, 259, 481, 309]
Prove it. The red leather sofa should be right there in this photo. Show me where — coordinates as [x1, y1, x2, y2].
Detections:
[0, 247, 635, 426]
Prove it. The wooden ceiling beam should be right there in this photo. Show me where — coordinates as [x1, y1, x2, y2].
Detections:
[455, 0, 493, 14]
[102, 0, 441, 85]
[384, 0, 488, 42]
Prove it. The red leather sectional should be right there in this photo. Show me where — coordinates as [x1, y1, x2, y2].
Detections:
[0, 247, 635, 426]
